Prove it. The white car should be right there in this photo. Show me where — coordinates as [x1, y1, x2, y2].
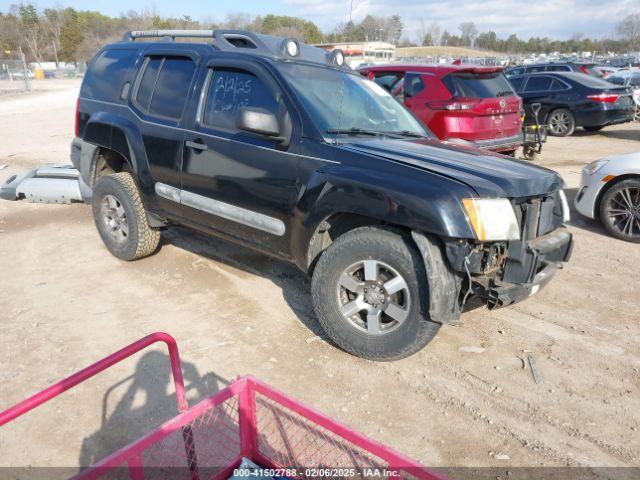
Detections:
[575, 151, 640, 242]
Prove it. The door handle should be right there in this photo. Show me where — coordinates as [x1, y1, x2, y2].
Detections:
[186, 139, 208, 151]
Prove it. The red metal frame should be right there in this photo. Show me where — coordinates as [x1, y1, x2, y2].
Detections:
[0, 333, 445, 480]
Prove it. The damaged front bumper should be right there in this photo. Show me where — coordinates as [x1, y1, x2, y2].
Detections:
[446, 227, 573, 309]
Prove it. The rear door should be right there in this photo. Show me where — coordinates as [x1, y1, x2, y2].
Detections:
[129, 51, 199, 217]
[444, 71, 522, 141]
[519, 75, 571, 123]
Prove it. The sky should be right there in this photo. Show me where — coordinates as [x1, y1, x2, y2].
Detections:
[1, 0, 638, 41]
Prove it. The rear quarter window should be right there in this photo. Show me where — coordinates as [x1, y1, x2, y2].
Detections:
[81, 49, 137, 102]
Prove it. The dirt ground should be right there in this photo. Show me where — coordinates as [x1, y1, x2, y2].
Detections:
[0, 79, 639, 478]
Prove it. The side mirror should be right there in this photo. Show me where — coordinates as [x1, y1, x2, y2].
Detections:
[236, 107, 283, 141]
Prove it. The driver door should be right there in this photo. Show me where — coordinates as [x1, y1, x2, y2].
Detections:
[180, 60, 301, 255]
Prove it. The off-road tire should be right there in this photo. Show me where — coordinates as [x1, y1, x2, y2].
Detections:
[547, 108, 575, 137]
[92, 172, 161, 260]
[599, 178, 640, 243]
[311, 226, 440, 361]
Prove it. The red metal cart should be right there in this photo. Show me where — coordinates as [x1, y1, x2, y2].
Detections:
[0, 332, 444, 480]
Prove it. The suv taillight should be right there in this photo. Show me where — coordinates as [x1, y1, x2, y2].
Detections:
[74, 98, 80, 136]
[587, 93, 619, 103]
[427, 98, 480, 111]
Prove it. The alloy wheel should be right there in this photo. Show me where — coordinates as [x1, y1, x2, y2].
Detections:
[606, 186, 640, 238]
[100, 194, 129, 244]
[336, 259, 410, 335]
[549, 111, 571, 135]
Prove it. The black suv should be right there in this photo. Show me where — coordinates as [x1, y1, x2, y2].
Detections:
[71, 29, 573, 360]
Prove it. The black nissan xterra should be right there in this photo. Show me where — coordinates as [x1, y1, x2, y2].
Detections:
[71, 30, 573, 360]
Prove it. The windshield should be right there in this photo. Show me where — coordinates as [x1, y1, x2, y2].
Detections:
[278, 63, 430, 139]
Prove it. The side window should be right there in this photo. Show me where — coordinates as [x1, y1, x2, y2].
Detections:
[550, 79, 569, 90]
[373, 73, 402, 91]
[629, 77, 640, 86]
[81, 49, 136, 102]
[509, 76, 526, 93]
[135, 56, 196, 120]
[524, 76, 553, 92]
[201, 69, 279, 131]
[404, 73, 425, 97]
[528, 66, 546, 73]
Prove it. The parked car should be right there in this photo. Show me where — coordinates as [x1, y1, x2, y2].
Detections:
[606, 69, 640, 119]
[575, 152, 640, 242]
[70, 30, 572, 360]
[358, 65, 523, 155]
[505, 62, 603, 78]
[508, 72, 636, 136]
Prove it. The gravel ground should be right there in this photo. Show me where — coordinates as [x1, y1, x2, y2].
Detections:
[0, 79, 638, 478]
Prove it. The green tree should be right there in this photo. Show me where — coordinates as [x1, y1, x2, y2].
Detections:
[59, 8, 83, 62]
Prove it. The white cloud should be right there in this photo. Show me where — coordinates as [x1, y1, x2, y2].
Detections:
[284, 0, 639, 40]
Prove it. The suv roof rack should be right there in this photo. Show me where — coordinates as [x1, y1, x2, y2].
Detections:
[121, 29, 349, 68]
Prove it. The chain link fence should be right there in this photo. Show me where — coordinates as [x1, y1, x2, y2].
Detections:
[0, 56, 32, 94]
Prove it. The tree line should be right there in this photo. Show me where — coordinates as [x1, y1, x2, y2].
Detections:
[1, 4, 639, 65]
[417, 16, 640, 54]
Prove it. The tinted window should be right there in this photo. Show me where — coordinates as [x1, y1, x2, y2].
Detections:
[527, 66, 546, 73]
[607, 76, 626, 86]
[149, 57, 196, 119]
[136, 57, 162, 110]
[507, 67, 524, 76]
[202, 69, 278, 130]
[630, 76, 640, 86]
[404, 73, 424, 97]
[509, 76, 526, 92]
[566, 72, 618, 89]
[550, 78, 569, 90]
[546, 65, 571, 72]
[446, 72, 514, 98]
[373, 73, 402, 91]
[524, 76, 553, 91]
[81, 49, 136, 102]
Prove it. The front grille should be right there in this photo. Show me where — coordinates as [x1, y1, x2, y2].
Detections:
[512, 192, 564, 241]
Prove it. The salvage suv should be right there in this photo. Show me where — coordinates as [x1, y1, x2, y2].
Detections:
[71, 30, 573, 361]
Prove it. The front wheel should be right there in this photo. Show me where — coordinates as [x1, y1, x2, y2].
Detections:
[599, 178, 640, 243]
[311, 226, 440, 361]
[92, 172, 162, 260]
[547, 108, 575, 137]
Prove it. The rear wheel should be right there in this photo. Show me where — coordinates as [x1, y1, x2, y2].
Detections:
[547, 108, 575, 136]
[584, 125, 604, 132]
[599, 178, 640, 243]
[311, 226, 440, 361]
[92, 172, 162, 260]
[522, 146, 538, 161]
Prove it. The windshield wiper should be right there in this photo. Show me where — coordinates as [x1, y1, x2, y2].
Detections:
[381, 130, 431, 139]
[326, 128, 385, 137]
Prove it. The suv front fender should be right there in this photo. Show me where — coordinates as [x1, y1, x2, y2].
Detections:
[290, 166, 476, 267]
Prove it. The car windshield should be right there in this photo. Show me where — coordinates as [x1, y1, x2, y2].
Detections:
[278, 63, 430, 140]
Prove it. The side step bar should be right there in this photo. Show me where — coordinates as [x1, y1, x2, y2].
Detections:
[0, 165, 92, 204]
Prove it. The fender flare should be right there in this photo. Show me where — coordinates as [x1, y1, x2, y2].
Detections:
[410, 231, 462, 325]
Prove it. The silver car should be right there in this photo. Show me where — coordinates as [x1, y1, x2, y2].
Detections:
[575, 151, 640, 242]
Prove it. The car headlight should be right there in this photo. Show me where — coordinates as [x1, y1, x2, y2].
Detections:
[584, 159, 609, 175]
[462, 198, 520, 241]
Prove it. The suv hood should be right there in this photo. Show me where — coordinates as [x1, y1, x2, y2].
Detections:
[339, 138, 563, 197]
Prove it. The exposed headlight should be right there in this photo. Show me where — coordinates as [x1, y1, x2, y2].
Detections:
[558, 189, 571, 223]
[585, 159, 609, 175]
[462, 198, 520, 241]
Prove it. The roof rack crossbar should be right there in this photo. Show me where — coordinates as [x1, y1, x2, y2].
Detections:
[123, 30, 215, 41]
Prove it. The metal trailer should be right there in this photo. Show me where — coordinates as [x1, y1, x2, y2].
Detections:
[0, 332, 444, 480]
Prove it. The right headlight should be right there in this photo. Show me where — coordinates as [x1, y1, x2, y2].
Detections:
[584, 159, 609, 175]
[462, 198, 520, 241]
